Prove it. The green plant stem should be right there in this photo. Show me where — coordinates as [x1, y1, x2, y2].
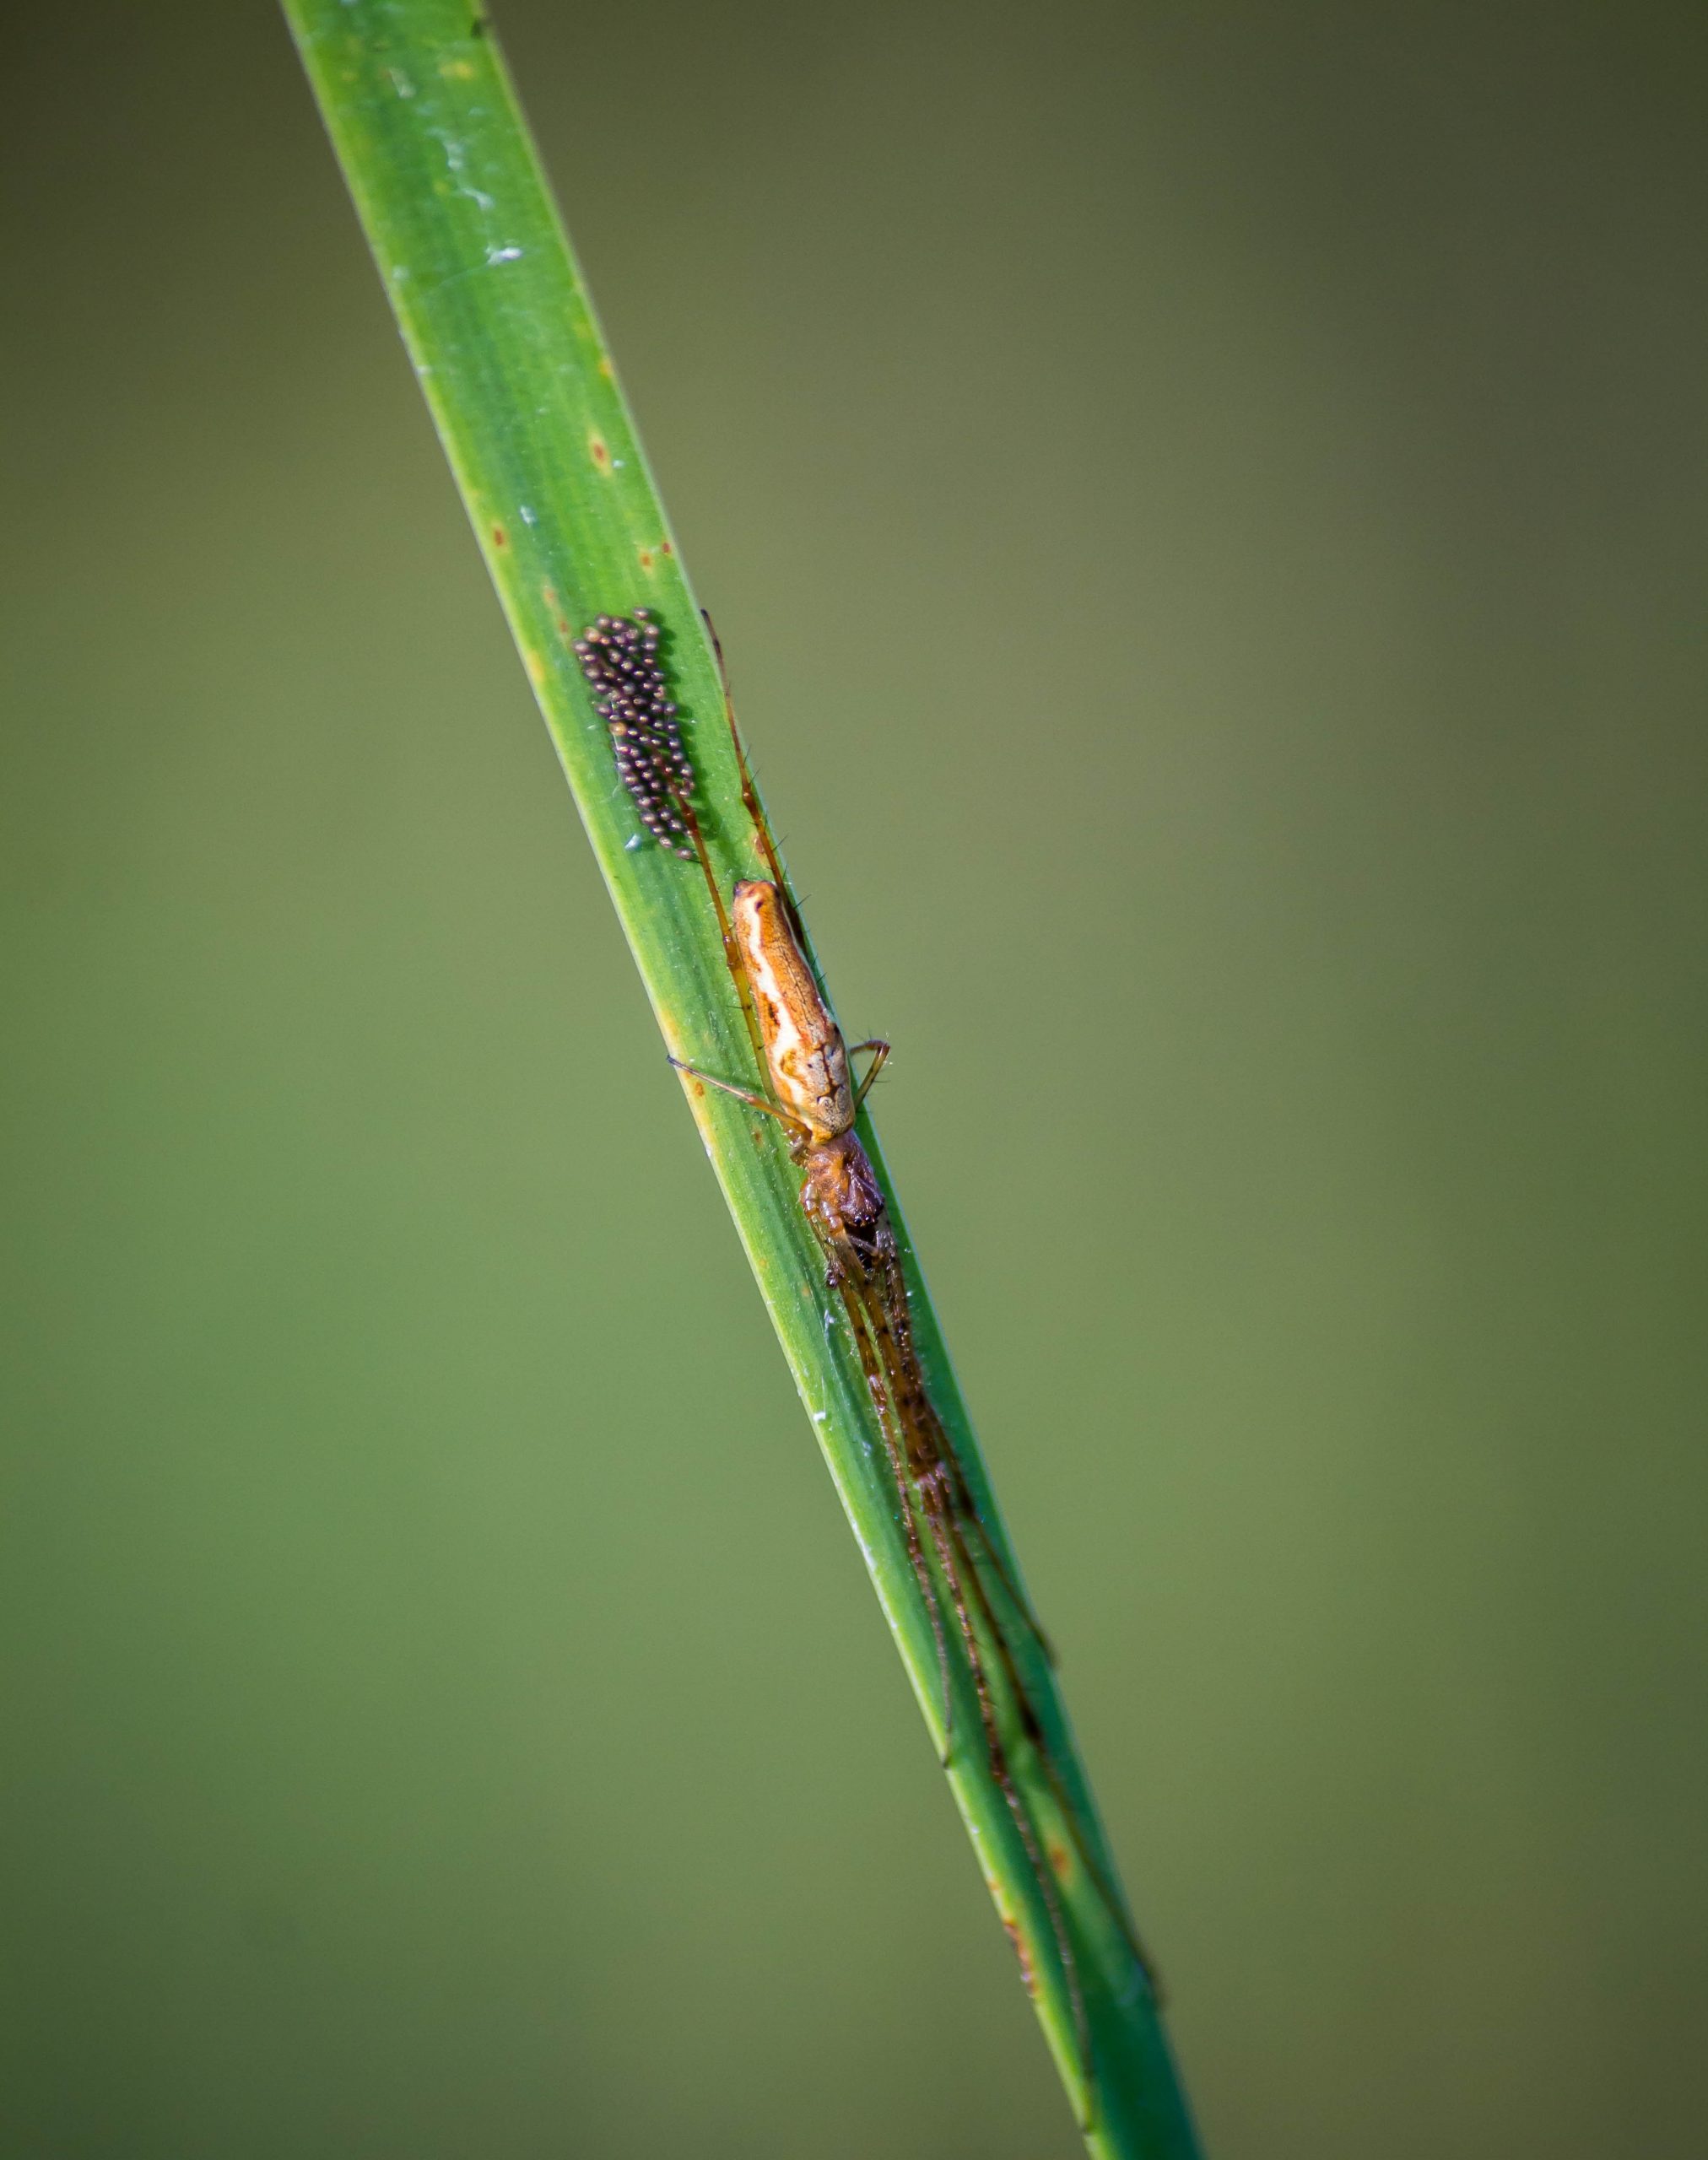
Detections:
[283, 4, 1202, 2151]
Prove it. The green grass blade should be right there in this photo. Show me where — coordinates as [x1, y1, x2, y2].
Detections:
[282, 4, 1202, 2150]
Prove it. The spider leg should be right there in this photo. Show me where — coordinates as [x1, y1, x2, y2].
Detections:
[847, 1039, 891, 1111]
[823, 1246, 955, 1763]
[668, 1058, 806, 1139]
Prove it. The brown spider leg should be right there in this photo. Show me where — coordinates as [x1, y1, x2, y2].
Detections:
[862, 1242, 1155, 1990]
[934, 1440, 1057, 1660]
[667, 1058, 806, 1136]
[910, 1452, 1093, 2113]
[854, 1256, 1042, 1702]
[702, 608, 811, 950]
[846, 1261, 1105, 2106]
[867, 1242, 1057, 1660]
[853, 1244, 1151, 2021]
[920, 1396, 1056, 1663]
[831, 1212, 1094, 2088]
[846, 1040, 891, 1111]
[939, 1489, 1161, 2000]
[806, 1212, 956, 1759]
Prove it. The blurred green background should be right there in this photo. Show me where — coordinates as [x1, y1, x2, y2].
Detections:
[3, 3, 1705, 2155]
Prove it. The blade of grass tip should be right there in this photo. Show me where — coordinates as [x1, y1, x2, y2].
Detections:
[281, 3, 1203, 2152]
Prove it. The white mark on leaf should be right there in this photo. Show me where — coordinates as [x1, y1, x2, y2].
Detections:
[430, 131, 495, 213]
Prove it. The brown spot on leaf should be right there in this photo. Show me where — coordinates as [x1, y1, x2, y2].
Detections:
[589, 435, 611, 473]
[637, 548, 655, 573]
[1049, 1844, 1071, 1878]
[1000, 1916, 1037, 1997]
[660, 538, 673, 557]
[491, 523, 507, 548]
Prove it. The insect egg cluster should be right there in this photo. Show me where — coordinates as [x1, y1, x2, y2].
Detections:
[574, 609, 697, 858]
